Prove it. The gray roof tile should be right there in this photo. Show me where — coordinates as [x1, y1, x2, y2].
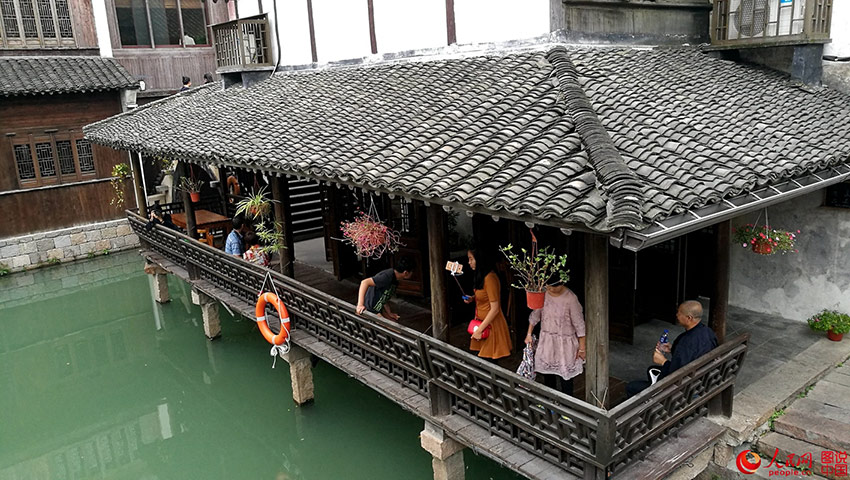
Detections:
[0, 56, 138, 96]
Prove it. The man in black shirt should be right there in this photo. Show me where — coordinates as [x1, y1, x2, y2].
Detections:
[355, 257, 414, 320]
[626, 300, 718, 397]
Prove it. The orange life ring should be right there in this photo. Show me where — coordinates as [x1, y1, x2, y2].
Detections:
[227, 175, 240, 196]
[255, 292, 290, 345]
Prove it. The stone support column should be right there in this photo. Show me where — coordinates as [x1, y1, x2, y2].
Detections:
[283, 345, 315, 405]
[191, 289, 221, 339]
[420, 422, 465, 480]
[144, 262, 170, 303]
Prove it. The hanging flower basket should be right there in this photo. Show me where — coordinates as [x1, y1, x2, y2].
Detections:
[340, 211, 403, 259]
[732, 224, 799, 255]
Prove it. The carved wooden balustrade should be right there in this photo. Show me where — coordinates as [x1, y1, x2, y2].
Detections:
[128, 210, 749, 476]
[212, 14, 273, 72]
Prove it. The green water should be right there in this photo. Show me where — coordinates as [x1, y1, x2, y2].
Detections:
[0, 252, 523, 480]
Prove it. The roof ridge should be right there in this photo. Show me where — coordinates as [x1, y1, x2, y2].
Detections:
[545, 46, 645, 230]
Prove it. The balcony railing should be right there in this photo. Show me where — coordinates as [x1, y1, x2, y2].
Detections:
[211, 14, 273, 72]
[711, 0, 832, 47]
[127, 208, 749, 477]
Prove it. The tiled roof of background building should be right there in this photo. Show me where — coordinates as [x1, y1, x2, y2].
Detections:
[85, 46, 850, 233]
[0, 56, 138, 96]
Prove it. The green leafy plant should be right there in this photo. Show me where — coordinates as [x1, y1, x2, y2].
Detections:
[235, 187, 274, 219]
[767, 408, 785, 431]
[732, 224, 799, 255]
[86, 252, 96, 259]
[0, 262, 10, 276]
[102, 249, 111, 256]
[797, 385, 814, 398]
[178, 176, 204, 194]
[110, 163, 132, 208]
[46, 257, 61, 265]
[499, 244, 570, 293]
[807, 309, 850, 335]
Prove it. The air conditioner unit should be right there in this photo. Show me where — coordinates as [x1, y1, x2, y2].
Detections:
[727, 0, 806, 40]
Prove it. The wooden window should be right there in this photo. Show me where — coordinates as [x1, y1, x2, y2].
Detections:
[10, 133, 97, 188]
[114, 0, 210, 48]
[0, 0, 75, 47]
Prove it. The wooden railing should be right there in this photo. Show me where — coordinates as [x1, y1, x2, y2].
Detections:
[127, 210, 749, 476]
[211, 14, 273, 71]
[711, 0, 832, 46]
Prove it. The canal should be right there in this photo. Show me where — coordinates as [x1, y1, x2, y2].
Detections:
[0, 251, 523, 480]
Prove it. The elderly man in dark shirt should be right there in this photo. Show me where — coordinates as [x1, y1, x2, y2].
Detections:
[626, 300, 718, 397]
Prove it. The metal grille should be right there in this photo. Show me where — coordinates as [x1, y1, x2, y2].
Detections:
[36, 0, 54, 37]
[35, 142, 55, 177]
[56, 140, 75, 175]
[18, 0, 37, 38]
[55, 0, 71, 37]
[14, 144, 35, 180]
[76, 139, 95, 173]
[0, 0, 20, 37]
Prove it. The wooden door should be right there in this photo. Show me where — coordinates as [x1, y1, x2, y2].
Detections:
[389, 197, 428, 297]
[321, 185, 359, 280]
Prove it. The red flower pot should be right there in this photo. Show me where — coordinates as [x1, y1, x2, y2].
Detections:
[752, 240, 773, 255]
[526, 291, 545, 310]
[189, 191, 201, 203]
[827, 329, 844, 342]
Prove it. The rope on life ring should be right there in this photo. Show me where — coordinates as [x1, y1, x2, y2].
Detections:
[255, 291, 291, 366]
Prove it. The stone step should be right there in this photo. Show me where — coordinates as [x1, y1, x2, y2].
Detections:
[803, 379, 850, 409]
[758, 432, 842, 480]
[827, 369, 850, 388]
[773, 407, 850, 452]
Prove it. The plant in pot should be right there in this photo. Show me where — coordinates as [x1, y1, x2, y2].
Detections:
[179, 177, 205, 203]
[732, 224, 799, 255]
[499, 243, 569, 310]
[807, 309, 850, 341]
[110, 162, 132, 208]
[340, 210, 403, 260]
[235, 187, 274, 219]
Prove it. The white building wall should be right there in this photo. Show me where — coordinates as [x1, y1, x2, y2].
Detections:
[372, 0, 445, 54]
[91, 0, 113, 57]
[824, 0, 850, 58]
[312, 0, 372, 62]
[454, 0, 548, 45]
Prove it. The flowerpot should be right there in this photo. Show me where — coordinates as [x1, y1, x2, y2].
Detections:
[526, 291, 545, 310]
[752, 241, 773, 255]
[189, 191, 201, 203]
[827, 329, 844, 342]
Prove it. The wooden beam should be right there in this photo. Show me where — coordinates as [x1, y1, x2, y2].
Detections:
[367, 0, 377, 54]
[271, 176, 295, 277]
[711, 220, 729, 343]
[130, 152, 147, 219]
[306, 0, 318, 62]
[427, 204, 451, 416]
[583, 233, 609, 409]
[177, 162, 197, 238]
[445, 0, 456, 45]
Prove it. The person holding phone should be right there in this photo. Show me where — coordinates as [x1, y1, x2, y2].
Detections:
[465, 246, 512, 362]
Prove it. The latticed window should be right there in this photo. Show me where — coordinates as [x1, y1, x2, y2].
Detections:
[0, 0, 75, 47]
[115, 0, 210, 48]
[10, 134, 97, 188]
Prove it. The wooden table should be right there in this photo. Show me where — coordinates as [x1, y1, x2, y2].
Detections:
[171, 210, 232, 245]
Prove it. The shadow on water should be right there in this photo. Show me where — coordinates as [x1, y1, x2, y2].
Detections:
[0, 251, 522, 480]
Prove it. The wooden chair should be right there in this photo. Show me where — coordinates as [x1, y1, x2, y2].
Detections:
[196, 229, 214, 247]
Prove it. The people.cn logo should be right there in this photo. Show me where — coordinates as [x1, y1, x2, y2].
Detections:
[736, 450, 762, 474]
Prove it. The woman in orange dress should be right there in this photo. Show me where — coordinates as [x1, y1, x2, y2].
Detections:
[465, 247, 512, 361]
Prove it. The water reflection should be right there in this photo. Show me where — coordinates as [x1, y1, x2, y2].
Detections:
[0, 252, 521, 480]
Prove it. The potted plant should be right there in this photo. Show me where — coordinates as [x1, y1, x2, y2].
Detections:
[179, 177, 204, 202]
[110, 163, 131, 208]
[732, 224, 799, 255]
[499, 244, 569, 309]
[235, 187, 273, 219]
[807, 309, 850, 341]
[340, 211, 403, 259]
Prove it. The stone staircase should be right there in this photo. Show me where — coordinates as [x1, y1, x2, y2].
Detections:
[754, 362, 850, 479]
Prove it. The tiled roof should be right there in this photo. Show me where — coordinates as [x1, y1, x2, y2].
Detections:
[0, 56, 138, 96]
[85, 46, 850, 233]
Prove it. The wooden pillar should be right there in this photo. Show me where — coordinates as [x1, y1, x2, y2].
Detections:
[216, 166, 229, 215]
[421, 422, 465, 480]
[283, 345, 315, 405]
[176, 162, 197, 238]
[711, 220, 729, 344]
[427, 205, 451, 416]
[584, 233, 609, 409]
[191, 288, 221, 340]
[130, 152, 147, 218]
[271, 175, 295, 277]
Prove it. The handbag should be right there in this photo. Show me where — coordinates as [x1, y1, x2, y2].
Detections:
[467, 319, 491, 339]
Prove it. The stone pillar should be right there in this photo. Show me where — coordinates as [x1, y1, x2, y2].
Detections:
[420, 422, 465, 480]
[283, 345, 314, 405]
[191, 289, 221, 339]
[144, 262, 170, 303]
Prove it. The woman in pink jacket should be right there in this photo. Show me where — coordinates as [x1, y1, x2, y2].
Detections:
[524, 280, 586, 396]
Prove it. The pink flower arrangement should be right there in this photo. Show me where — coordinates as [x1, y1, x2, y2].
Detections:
[340, 211, 403, 259]
[732, 224, 799, 255]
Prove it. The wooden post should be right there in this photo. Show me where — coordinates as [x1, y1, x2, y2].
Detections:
[176, 162, 197, 238]
[130, 152, 147, 218]
[271, 176, 295, 277]
[427, 204, 451, 416]
[445, 0, 456, 45]
[711, 220, 729, 344]
[584, 233, 609, 409]
[216, 166, 229, 215]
